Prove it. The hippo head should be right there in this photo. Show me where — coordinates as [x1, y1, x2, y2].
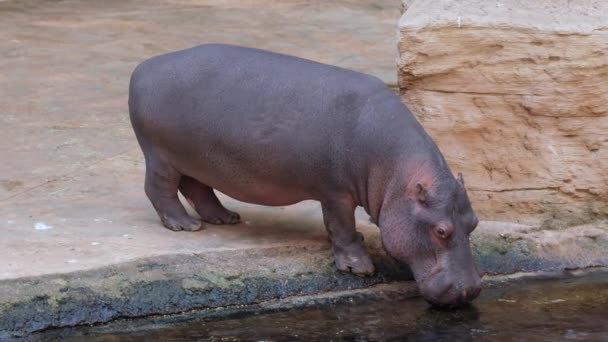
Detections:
[379, 172, 482, 307]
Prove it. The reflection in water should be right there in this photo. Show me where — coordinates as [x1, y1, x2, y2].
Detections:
[410, 305, 481, 341]
[32, 272, 608, 341]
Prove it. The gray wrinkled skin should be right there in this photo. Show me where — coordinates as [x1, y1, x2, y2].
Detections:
[129, 44, 481, 306]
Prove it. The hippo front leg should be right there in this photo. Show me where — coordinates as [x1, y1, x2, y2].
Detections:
[321, 197, 375, 277]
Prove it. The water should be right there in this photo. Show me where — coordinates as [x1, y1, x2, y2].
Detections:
[30, 271, 608, 341]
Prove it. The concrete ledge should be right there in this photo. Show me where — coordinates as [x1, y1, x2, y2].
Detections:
[25, 281, 423, 340]
[473, 220, 608, 274]
[2, 220, 608, 338]
[0, 242, 411, 339]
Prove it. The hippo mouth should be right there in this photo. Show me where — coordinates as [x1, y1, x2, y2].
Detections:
[424, 284, 481, 309]
[416, 264, 482, 307]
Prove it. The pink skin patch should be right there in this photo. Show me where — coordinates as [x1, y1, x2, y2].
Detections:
[404, 159, 439, 199]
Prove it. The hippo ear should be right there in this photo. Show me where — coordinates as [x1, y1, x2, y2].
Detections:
[416, 183, 428, 203]
[457, 172, 465, 187]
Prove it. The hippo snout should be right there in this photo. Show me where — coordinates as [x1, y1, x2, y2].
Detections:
[420, 271, 482, 307]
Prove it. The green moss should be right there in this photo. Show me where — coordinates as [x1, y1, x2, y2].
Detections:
[92, 276, 134, 299]
[478, 237, 511, 256]
[197, 272, 244, 289]
[46, 292, 68, 309]
[181, 278, 211, 294]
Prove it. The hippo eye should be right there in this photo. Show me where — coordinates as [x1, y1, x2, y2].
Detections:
[434, 224, 453, 240]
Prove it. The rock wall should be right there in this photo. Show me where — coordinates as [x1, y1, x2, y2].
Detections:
[398, 0, 608, 225]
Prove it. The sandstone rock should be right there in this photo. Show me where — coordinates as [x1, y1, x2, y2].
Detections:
[398, 0, 608, 225]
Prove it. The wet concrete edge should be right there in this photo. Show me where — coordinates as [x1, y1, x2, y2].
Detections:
[31, 281, 422, 339]
[0, 242, 411, 339]
[2, 233, 608, 339]
[28, 267, 608, 339]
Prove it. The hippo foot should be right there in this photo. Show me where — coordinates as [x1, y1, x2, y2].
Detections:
[160, 214, 202, 232]
[333, 243, 375, 277]
[201, 209, 241, 225]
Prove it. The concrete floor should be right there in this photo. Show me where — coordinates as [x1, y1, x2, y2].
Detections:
[0, 0, 401, 280]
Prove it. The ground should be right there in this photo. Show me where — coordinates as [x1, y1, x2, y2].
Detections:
[0, 0, 399, 280]
[0, 0, 607, 338]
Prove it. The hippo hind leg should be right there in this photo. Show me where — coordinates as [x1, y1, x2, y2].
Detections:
[179, 176, 241, 225]
[321, 197, 375, 277]
[143, 155, 202, 232]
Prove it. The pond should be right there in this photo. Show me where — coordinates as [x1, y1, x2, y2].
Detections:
[29, 271, 608, 341]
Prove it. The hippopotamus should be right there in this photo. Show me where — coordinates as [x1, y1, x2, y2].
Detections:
[128, 44, 482, 306]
